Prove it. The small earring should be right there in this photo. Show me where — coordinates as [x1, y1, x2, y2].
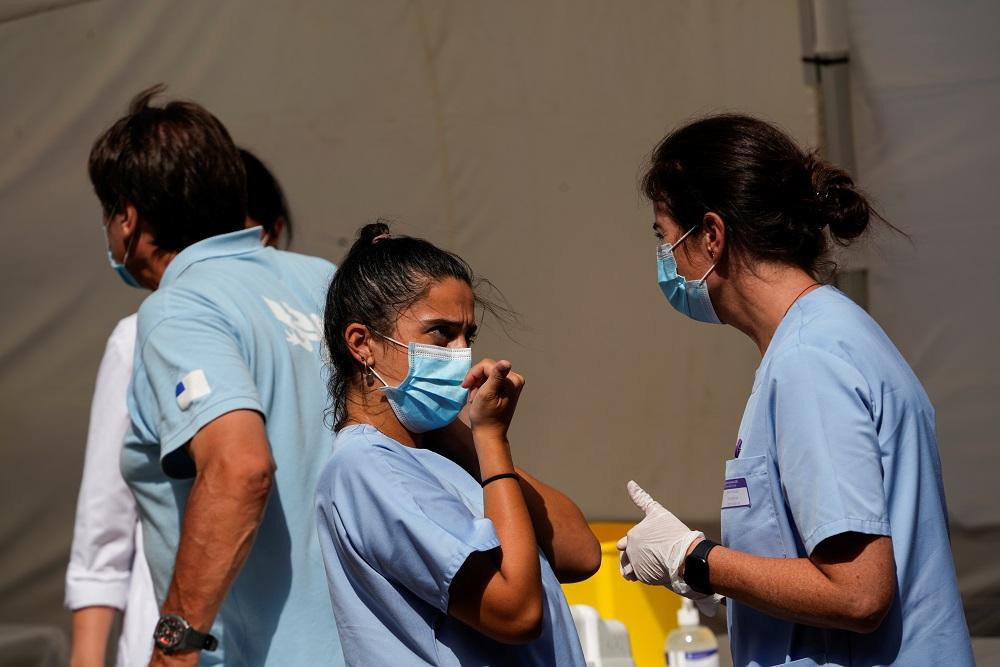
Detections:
[363, 360, 375, 387]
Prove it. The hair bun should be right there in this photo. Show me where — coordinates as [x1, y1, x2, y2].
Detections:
[807, 157, 870, 242]
[346, 221, 392, 258]
[358, 221, 391, 246]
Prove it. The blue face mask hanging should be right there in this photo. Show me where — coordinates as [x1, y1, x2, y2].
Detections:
[102, 222, 142, 288]
[656, 225, 722, 324]
[369, 333, 472, 433]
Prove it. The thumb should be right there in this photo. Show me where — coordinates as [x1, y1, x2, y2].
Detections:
[627, 480, 660, 516]
[490, 360, 512, 382]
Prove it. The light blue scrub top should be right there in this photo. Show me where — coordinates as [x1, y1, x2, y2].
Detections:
[722, 286, 972, 666]
[315, 424, 587, 667]
[122, 228, 343, 666]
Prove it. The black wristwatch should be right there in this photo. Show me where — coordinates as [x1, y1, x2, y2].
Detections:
[683, 538, 719, 595]
[153, 614, 219, 654]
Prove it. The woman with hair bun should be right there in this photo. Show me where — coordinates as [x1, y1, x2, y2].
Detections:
[315, 222, 599, 666]
[617, 115, 973, 666]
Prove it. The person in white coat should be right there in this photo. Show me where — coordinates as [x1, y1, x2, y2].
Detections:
[65, 148, 292, 667]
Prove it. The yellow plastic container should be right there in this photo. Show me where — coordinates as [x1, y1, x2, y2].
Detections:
[561, 522, 681, 667]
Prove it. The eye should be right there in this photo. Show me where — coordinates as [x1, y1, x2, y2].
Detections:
[428, 325, 450, 340]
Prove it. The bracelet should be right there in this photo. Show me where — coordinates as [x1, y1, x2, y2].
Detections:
[481, 472, 520, 487]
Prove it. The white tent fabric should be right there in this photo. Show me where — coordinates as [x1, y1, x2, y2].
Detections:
[1, 0, 994, 640]
[848, 0, 1000, 529]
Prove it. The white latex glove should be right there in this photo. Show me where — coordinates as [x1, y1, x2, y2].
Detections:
[617, 480, 723, 617]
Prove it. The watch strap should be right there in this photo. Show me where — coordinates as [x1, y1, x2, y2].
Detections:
[181, 626, 219, 652]
[683, 538, 719, 595]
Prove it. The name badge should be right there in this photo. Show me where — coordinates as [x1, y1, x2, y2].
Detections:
[722, 477, 751, 509]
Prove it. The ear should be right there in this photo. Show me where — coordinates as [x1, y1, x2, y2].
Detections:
[702, 212, 726, 261]
[120, 202, 140, 237]
[344, 323, 373, 367]
[270, 217, 286, 247]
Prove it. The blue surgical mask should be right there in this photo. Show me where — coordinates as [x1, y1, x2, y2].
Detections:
[102, 223, 142, 289]
[369, 333, 472, 433]
[656, 225, 721, 324]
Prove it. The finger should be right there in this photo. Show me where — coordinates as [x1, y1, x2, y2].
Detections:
[490, 360, 512, 382]
[616, 536, 628, 552]
[618, 551, 635, 580]
[695, 596, 719, 618]
[477, 360, 511, 396]
[626, 480, 659, 516]
[462, 359, 495, 389]
[508, 371, 525, 390]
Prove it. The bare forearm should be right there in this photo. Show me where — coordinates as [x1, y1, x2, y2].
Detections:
[70, 606, 115, 667]
[514, 466, 600, 582]
[708, 541, 892, 633]
[161, 466, 271, 631]
[477, 437, 541, 592]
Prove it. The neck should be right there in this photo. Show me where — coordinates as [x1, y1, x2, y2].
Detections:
[139, 248, 178, 290]
[714, 262, 821, 356]
[129, 231, 178, 290]
[343, 385, 420, 448]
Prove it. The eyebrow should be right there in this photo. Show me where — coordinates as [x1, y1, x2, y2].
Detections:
[419, 317, 477, 333]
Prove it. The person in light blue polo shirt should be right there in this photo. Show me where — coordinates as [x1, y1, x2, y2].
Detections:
[90, 85, 342, 666]
[617, 115, 973, 666]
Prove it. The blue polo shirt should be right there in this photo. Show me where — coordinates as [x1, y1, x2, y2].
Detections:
[122, 228, 343, 666]
[722, 286, 972, 666]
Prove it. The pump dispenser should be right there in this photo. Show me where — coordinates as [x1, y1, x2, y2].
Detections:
[665, 599, 719, 666]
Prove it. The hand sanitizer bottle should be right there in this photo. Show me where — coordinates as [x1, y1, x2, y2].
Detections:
[665, 599, 719, 666]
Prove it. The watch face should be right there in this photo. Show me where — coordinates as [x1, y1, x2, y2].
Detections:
[154, 614, 187, 651]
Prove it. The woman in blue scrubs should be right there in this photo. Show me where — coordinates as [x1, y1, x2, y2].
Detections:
[316, 222, 600, 666]
[617, 115, 974, 666]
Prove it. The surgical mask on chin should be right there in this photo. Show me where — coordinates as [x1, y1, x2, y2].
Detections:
[656, 226, 722, 324]
[369, 334, 472, 433]
[102, 224, 142, 289]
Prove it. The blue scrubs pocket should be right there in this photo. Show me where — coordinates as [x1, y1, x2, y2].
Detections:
[720, 455, 788, 558]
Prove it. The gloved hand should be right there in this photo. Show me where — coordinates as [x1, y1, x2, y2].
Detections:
[617, 480, 723, 617]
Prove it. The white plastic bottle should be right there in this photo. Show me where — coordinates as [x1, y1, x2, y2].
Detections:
[665, 599, 719, 667]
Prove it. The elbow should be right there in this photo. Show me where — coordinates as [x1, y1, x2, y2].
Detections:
[844, 587, 894, 634]
[210, 455, 275, 502]
[556, 536, 602, 584]
[493, 598, 544, 644]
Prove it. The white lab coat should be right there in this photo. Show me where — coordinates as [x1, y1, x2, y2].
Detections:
[65, 315, 157, 667]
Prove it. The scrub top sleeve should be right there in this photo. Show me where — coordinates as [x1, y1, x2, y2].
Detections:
[136, 309, 263, 478]
[335, 448, 500, 613]
[770, 346, 890, 554]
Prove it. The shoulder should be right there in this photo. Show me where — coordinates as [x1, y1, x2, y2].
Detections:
[773, 287, 892, 372]
[277, 251, 337, 281]
[328, 427, 415, 480]
[321, 427, 439, 503]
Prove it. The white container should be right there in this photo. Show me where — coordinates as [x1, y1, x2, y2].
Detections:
[570, 604, 636, 667]
[665, 599, 719, 667]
